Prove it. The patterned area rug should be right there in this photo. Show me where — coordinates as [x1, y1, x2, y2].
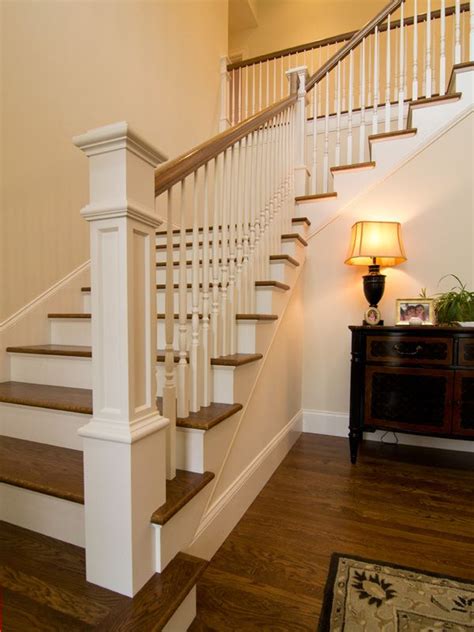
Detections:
[318, 554, 474, 631]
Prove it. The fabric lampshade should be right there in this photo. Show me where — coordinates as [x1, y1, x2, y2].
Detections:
[345, 221, 407, 267]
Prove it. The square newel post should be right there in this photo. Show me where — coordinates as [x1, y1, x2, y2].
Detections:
[219, 55, 231, 131]
[286, 65, 310, 197]
[73, 122, 168, 597]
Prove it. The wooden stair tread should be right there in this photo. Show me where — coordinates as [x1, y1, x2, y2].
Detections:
[0, 381, 92, 414]
[295, 192, 337, 202]
[151, 470, 215, 526]
[269, 254, 299, 266]
[368, 128, 417, 142]
[281, 233, 308, 246]
[291, 216, 311, 225]
[0, 521, 207, 631]
[331, 160, 376, 173]
[6, 344, 92, 358]
[410, 92, 462, 107]
[48, 313, 90, 319]
[211, 353, 263, 366]
[255, 280, 290, 290]
[0, 436, 84, 504]
[236, 313, 278, 321]
[157, 398, 243, 431]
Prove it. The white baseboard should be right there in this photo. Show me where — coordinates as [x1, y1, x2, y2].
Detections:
[303, 409, 474, 453]
[186, 409, 303, 561]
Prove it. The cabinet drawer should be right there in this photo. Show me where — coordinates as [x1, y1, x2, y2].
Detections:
[459, 338, 474, 366]
[364, 366, 453, 434]
[366, 336, 453, 365]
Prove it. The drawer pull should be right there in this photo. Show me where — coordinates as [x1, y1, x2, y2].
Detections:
[393, 344, 423, 356]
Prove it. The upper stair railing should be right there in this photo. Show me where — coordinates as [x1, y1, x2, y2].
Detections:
[226, 1, 472, 127]
[224, 1, 473, 194]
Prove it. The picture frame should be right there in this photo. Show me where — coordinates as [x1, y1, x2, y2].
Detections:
[396, 298, 435, 325]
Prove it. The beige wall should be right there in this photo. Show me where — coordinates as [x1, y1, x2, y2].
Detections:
[302, 111, 474, 414]
[1, 0, 228, 322]
[230, 0, 386, 59]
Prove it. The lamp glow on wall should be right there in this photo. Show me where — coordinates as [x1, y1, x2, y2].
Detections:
[345, 221, 407, 325]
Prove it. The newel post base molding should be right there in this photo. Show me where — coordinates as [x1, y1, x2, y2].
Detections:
[287, 65, 310, 196]
[73, 122, 169, 596]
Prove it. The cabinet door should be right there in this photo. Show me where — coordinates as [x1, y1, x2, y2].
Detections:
[459, 339, 474, 367]
[452, 371, 474, 437]
[365, 367, 453, 433]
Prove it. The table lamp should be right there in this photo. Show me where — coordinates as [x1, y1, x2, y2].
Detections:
[345, 221, 407, 325]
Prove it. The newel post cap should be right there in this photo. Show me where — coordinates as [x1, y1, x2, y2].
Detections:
[73, 121, 168, 167]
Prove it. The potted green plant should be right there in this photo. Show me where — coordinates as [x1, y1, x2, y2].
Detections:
[433, 275, 474, 326]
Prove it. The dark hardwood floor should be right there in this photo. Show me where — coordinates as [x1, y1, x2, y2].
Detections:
[190, 434, 474, 631]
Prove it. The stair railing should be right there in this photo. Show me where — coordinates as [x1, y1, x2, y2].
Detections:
[225, 1, 472, 129]
[303, 0, 473, 194]
[155, 92, 297, 479]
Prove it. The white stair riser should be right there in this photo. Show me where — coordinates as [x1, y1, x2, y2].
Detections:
[153, 486, 212, 572]
[332, 167, 378, 201]
[294, 198, 339, 231]
[50, 319, 92, 346]
[411, 94, 473, 134]
[176, 412, 240, 474]
[9, 353, 92, 389]
[237, 320, 274, 354]
[0, 483, 85, 547]
[0, 403, 87, 450]
[281, 239, 305, 259]
[83, 293, 91, 313]
[255, 287, 288, 314]
[370, 135, 420, 171]
[290, 221, 310, 240]
[269, 260, 298, 285]
[212, 361, 260, 405]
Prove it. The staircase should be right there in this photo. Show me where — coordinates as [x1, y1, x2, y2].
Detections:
[1, 0, 473, 628]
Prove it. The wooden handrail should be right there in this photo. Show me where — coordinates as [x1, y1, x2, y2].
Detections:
[155, 93, 297, 197]
[306, 0, 402, 92]
[227, 31, 357, 72]
[229, 2, 469, 74]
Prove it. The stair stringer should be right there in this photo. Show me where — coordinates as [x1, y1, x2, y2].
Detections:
[185, 262, 306, 562]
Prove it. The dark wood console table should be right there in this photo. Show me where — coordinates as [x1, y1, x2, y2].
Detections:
[348, 325, 474, 463]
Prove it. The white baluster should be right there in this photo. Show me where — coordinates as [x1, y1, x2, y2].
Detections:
[236, 139, 244, 312]
[248, 131, 256, 312]
[190, 171, 200, 412]
[359, 38, 367, 162]
[244, 65, 248, 120]
[164, 189, 177, 474]
[323, 72, 330, 192]
[252, 64, 256, 115]
[220, 150, 229, 356]
[202, 164, 211, 406]
[373, 25, 379, 134]
[385, 14, 392, 131]
[273, 57, 277, 104]
[211, 157, 220, 358]
[398, 1, 405, 130]
[266, 59, 270, 106]
[238, 67, 242, 123]
[425, 0, 432, 98]
[312, 85, 318, 193]
[242, 134, 251, 313]
[455, 0, 462, 63]
[219, 57, 230, 132]
[412, 0, 419, 100]
[259, 61, 263, 110]
[348, 50, 354, 163]
[228, 144, 237, 354]
[367, 35, 372, 108]
[335, 61, 342, 166]
[177, 179, 189, 418]
[394, 26, 399, 102]
[342, 58, 347, 112]
[254, 128, 262, 283]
